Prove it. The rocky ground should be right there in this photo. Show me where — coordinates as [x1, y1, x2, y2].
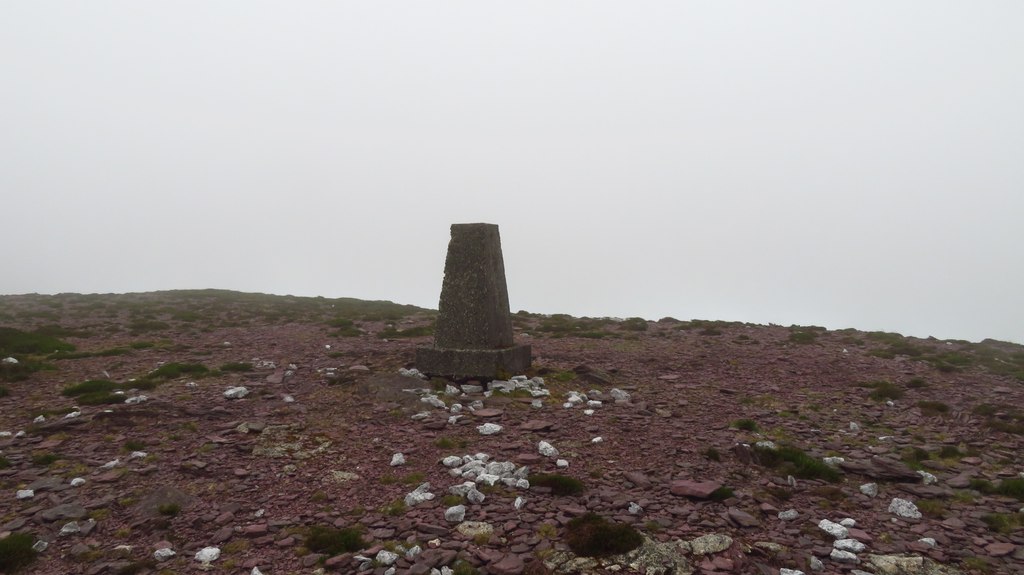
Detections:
[0, 290, 1022, 575]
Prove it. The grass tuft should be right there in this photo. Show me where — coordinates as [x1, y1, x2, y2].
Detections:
[146, 362, 208, 380]
[305, 525, 365, 555]
[529, 473, 586, 496]
[0, 532, 38, 572]
[867, 381, 904, 401]
[917, 400, 950, 417]
[753, 445, 841, 482]
[732, 418, 759, 432]
[565, 513, 643, 557]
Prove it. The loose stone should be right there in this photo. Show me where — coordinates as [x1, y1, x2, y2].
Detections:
[477, 423, 502, 435]
[195, 547, 221, 563]
[818, 519, 848, 539]
[888, 498, 922, 519]
[445, 505, 466, 523]
[834, 539, 866, 553]
[830, 548, 859, 564]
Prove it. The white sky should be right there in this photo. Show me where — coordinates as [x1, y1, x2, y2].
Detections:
[2, 2, 1022, 344]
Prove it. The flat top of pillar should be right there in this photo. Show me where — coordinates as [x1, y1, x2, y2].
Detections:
[451, 223, 499, 230]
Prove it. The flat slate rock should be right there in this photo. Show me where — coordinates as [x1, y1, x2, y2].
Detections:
[670, 480, 722, 499]
[519, 420, 555, 431]
[40, 503, 88, 522]
[838, 457, 920, 482]
[472, 408, 503, 418]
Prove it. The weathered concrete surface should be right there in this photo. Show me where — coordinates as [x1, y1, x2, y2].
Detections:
[416, 223, 531, 378]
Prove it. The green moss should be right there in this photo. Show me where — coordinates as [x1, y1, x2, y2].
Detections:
[305, 525, 365, 555]
[565, 513, 643, 558]
[529, 473, 586, 496]
[702, 447, 721, 462]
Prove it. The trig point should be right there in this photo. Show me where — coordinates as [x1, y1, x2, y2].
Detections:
[416, 223, 532, 379]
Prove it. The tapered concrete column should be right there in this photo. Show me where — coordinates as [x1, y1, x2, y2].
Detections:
[416, 224, 531, 379]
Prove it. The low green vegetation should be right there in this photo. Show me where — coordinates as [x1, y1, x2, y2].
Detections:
[0, 532, 38, 572]
[145, 362, 208, 380]
[0, 327, 74, 382]
[753, 444, 842, 482]
[0, 385, 9, 398]
[379, 472, 425, 486]
[915, 499, 947, 518]
[618, 317, 648, 332]
[124, 439, 146, 451]
[304, 525, 366, 555]
[451, 561, 481, 575]
[917, 400, 950, 416]
[0, 326, 75, 356]
[971, 403, 1024, 435]
[565, 513, 643, 557]
[382, 499, 407, 516]
[972, 478, 1024, 500]
[937, 445, 963, 459]
[534, 314, 614, 338]
[61, 380, 133, 405]
[702, 447, 721, 462]
[30, 452, 61, 466]
[529, 473, 586, 495]
[327, 317, 362, 337]
[981, 512, 1023, 534]
[128, 319, 171, 333]
[709, 486, 735, 501]
[732, 418, 759, 432]
[48, 347, 131, 360]
[866, 381, 904, 401]
[906, 377, 929, 388]
[158, 503, 181, 516]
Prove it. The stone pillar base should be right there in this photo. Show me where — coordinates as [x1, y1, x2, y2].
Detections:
[416, 345, 532, 380]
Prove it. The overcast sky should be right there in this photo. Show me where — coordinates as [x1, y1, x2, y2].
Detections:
[2, 2, 1022, 344]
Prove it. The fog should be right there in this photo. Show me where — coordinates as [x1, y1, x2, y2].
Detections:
[2, 2, 1022, 343]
